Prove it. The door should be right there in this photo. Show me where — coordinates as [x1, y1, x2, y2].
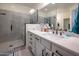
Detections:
[64, 18, 70, 31]
[0, 10, 25, 53]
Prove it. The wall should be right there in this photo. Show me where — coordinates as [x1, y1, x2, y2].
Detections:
[56, 8, 70, 29]
[46, 8, 70, 29]
[46, 4, 78, 30]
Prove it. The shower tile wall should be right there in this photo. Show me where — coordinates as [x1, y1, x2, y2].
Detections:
[0, 9, 30, 52]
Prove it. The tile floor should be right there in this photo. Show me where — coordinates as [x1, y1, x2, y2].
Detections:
[0, 46, 33, 56]
[14, 46, 33, 56]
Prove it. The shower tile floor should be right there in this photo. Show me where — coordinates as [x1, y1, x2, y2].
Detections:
[13, 46, 33, 56]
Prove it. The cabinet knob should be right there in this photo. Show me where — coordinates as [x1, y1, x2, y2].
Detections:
[42, 49, 46, 56]
[52, 52, 54, 56]
[35, 37, 39, 40]
[30, 34, 32, 36]
[29, 41, 32, 45]
[30, 38, 32, 40]
[46, 53, 49, 56]
[11, 24, 13, 31]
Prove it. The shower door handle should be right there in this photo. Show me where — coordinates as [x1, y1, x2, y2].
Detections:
[11, 24, 13, 31]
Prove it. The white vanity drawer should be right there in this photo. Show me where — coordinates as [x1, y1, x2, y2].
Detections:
[35, 35, 41, 43]
[41, 38, 52, 51]
[54, 45, 73, 56]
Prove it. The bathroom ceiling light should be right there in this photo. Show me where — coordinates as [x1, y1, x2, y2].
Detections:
[43, 3, 49, 5]
[29, 9, 35, 14]
[51, 3, 55, 4]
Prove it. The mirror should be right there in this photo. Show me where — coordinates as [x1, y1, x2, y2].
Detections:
[38, 3, 57, 29]
[30, 3, 78, 33]
[38, 3, 78, 32]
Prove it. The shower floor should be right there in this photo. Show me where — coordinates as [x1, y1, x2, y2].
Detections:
[13, 46, 33, 56]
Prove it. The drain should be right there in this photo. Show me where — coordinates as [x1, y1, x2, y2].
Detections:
[9, 45, 13, 47]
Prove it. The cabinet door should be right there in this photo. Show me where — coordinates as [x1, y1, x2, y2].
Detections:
[41, 38, 52, 51]
[54, 45, 73, 56]
[31, 36, 36, 55]
[27, 32, 31, 48]
[36, 41, 45, 56]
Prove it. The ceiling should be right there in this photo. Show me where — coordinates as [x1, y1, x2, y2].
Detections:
[0, 3, 76, 13]
[16, 3, 77, 13]
[16, 3, 42, 9]
[39, 3, 77, 13]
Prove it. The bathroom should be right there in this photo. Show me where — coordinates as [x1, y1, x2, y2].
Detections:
[0, 3, 79, 56]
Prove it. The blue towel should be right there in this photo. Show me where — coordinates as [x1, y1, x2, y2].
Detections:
[72, 4, 79, 34]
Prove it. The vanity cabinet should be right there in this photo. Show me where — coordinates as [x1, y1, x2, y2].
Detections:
[28, 31, 52, 56]
[28, 31, 76, 56]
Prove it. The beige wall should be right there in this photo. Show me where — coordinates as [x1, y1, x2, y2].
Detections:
[47, 7, 70, 29]
[56, 8, 70, 29]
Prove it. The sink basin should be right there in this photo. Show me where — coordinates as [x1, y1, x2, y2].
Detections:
[40, 31, 78, 40]
[41, 32, 53, 35]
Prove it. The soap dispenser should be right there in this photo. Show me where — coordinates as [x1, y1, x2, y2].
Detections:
[59, 29, 62, 35]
